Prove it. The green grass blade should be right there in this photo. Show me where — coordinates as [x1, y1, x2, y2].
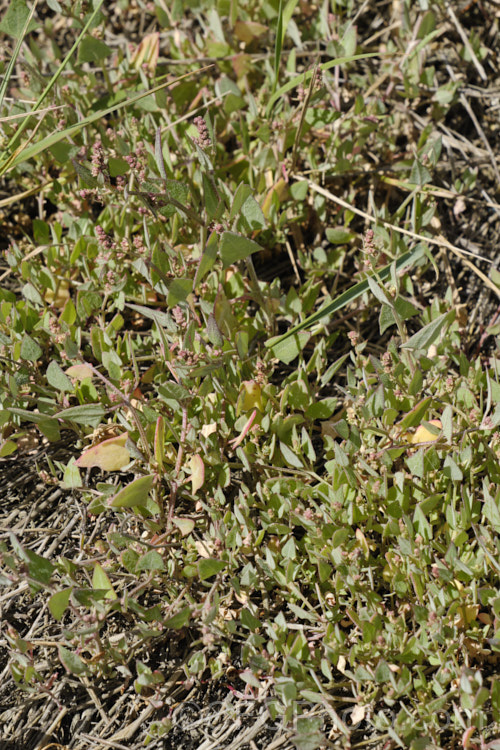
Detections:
[266, 243, 425, 350]
[273, 0, 283, 94]
[282, 0, 300, 40]
[1, 0, 105, 166]
[0, 0, 38, 109]
[266, 52, 379, 117]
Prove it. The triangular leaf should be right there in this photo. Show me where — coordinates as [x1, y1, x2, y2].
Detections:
[108, 474, 154, 508]
[75, 433, 130, 471]
[49, 588, 72, 621]
[400, 310, 455, 351]
[92, 563, 117, 600]
[59, 646, 88, 675]
[219, 231, 261, 267]
[198, 558, 226, 580]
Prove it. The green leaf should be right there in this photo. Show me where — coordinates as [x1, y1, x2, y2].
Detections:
[198, 558, 226, 580]
[241, 608, 262, 631]
[172, 517, 195, 536]
[32, 219, 50, 244]
[292, 716, 325, 750]
[56, 404, 106, 427]
[92, 563, 117, 599]
[0, 439, 17, 458]
[280, 441, 304, 468]
[269, 331, 310, 364]
[50, 141, 79, 164]
[46, 361, 73, 392]
[230, 183, 253, 220]
[202, 173, 219, 219]
[326, 227, 356, 244]
[22, 282, 44, 306]
[20, 335, 42, 362]
[167, 278, 192, 306]
[27, 550, 54, 585]
[109, 475, 154, 508]
[394, 296, 419, 320]
[379, 304, 396, 335]
[194, 231, 218, 288]
[49, 588, 72, 621]
[367, 275, 390, 305]
[59, 645, 88, 675]
[375, 659, 393, 684]
[219, 231, 262, 267]
[38, 417, 61, 443]
[108, 157, 129, 177]
[158, 381, 191, 402]
[62, 457, 82, 489]
[400, 310, 455, 350]
[443, 454, 463, 481]
[206, 313, 224, 346]
[60, 298, 77, 326]
[72, 159, 99, 188]
[483, 480, 500, 532]
[5, 413, 58, 442]
[238, 195, 266, 232]
[136, 550, 165, 571]
[399, 398, 432, 430]
[410, 159, 432, 186]
[78, 35, 112, 63]
[164, 606, 191, 629]
[0, 0, 38, 39]
[121, 549, 139, 574]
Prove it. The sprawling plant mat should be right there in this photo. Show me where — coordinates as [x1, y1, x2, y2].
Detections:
[2, 1, 500, 748]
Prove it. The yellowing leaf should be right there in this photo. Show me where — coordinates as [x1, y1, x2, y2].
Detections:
[410, 419, 442, 444]
[75, 433, 130, 471]
[455, 604, 479, 628]
[190, 454, 205, 494]
[262, 178, 290, 218]
[237, 380, 264, 415]
[172, 517, 195, 536]
[195, 539, 214, 558]
[201, 422, 217, 438]
[355, 528, 371, 558]
[154, 415, 165, 471]
[233, 20, 268, 44]
[130, 32, 159, 74]
[44, 278, 70, 308]
[66, 363, 94, 381]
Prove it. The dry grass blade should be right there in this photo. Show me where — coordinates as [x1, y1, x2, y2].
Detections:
[306, 179, 500, 300]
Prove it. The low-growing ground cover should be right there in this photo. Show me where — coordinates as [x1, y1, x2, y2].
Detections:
[2, 1, 500, 748]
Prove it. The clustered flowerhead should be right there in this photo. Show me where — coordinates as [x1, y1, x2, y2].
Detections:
[91, 139, 107, 178]
[363, 228, 376, 257]
[255, 358, 267, 385]
[347, 330, 359, 346]
[193, 116, 211, 148]
[133, 235, 147, 255]
[208, 222, 224, 234]
[95, 225, 115, 252]
[125, 141, 147, 181]
[381, 351, 392, 373]
[171, 306, 185, 328]
[314, 67, 324, 89]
